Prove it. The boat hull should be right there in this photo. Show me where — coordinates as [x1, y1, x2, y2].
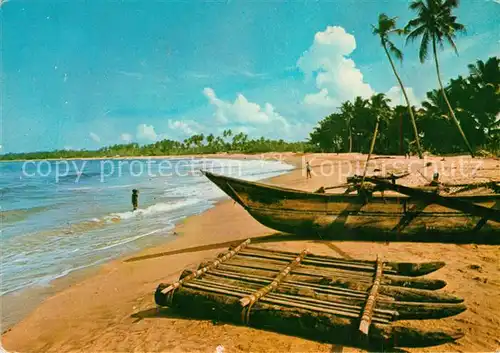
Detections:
[204, 171, 500, 243]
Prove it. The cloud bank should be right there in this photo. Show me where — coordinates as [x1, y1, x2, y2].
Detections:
[202, 87, 292, 138]
[298, 26, 374, 109]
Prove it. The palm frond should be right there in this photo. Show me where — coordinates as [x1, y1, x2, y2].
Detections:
[406, 24, 427, 45]
[387, 40, 404, 61]
[444, 33, 459, 56]
[409, 0, 426, 12]
[419, 31, 430, 62]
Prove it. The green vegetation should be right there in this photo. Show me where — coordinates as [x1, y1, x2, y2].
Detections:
[309, 56, 499, 155]
[2, 0, 499, 161]
[406, 0, 474, 156]
[0, 130, 312, 160]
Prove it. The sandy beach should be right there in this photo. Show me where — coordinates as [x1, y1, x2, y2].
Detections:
[2, 153, 499, 353]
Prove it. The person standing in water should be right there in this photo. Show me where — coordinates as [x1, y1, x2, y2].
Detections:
[131, 189, 139, 211]
[306, 161, 312, 179]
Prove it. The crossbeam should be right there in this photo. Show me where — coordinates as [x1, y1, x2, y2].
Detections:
[364, 178, 500, 223]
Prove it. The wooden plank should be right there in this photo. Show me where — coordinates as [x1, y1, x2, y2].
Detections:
[160, 239, 251, 294]
[391, 200, 429, 232]
[240, 249, 308, 307]
[359, 258, 384, 335]
[364, 177, 500, 222]
[473, 200, 500, 231]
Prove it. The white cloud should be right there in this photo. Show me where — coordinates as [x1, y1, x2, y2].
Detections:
[136, 124, 158, 141]
[304, 88, 338, 108]
[297, 26, 374, 107]
[203, 87, 288, 126]
[385, 86, 420, 107]
[168, 120, 201, 136]
[89, 132, 101, 143]
[120, 133, 133, 143]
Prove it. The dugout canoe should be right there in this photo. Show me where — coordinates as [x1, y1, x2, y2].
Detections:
[203, 171, 500, 243]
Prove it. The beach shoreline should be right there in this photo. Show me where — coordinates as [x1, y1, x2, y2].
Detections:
[2, 152, 499, 352]
[0, 153, 299, 331]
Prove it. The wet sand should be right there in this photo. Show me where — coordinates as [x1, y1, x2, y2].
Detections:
[2, 153, 499, 352]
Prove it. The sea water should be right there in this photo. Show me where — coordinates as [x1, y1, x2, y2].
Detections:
[0, 158, 293, 296]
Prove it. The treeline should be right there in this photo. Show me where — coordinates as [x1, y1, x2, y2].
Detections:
[310, 57, 499, 156]
[2, 0, 499, 161]
[0, 131, 312, 161]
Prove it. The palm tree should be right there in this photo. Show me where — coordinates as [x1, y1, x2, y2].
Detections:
[405, 0, 475, 157]
[468, 57, 500, 87]
[361, 93, 391, 182]
[340, 101, 354, 152]
[372, 13, 423, 158]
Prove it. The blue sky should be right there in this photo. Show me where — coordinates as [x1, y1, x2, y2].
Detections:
[2, 0, 499, 153]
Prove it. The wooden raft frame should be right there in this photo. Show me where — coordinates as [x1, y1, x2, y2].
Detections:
[359, 258, 384, 335]
[154, 241, 469, 348]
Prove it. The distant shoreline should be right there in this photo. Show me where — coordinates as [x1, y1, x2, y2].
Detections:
[0, 152, 306, 163]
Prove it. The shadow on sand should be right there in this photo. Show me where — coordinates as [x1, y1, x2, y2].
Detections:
[129, 305, 411, 352]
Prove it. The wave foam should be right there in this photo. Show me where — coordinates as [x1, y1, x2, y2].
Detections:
[107, 198, 204, 221]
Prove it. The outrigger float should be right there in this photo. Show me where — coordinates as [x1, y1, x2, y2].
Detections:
[203, 171, 500, 244]
[155, 240, 466, 349]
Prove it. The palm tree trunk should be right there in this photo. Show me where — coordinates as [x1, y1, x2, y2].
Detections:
[348, 118, 353, 153]
[361, 117, 380, 184]
[432, 37, 475, 158]
[382, 42, 423, 159]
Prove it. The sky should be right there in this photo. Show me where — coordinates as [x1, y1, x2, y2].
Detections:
[1, 0, 499, 153]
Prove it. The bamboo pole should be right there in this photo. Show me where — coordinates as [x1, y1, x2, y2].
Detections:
[360, 116, 381, 186]
[233, 259, 377, 283]
[227, 257, 376, 281]
[243, 247, 378, 268]
[207, 268, 368, 299]
[245, 246, 446, 277]
[238, 249, 392, 274]
[240, 249, 308, 307]
[217, 261, 446, 290]
[184, 280, 392, 324]
[160, 239, 250, 294]
[359, 258, 384, 335]
[192, 275, 466, 321]
[191, 278, 387, 320]
[161, 283, 464, 348]
[205, 269, 463, 305]
[224, 260, 375, 285]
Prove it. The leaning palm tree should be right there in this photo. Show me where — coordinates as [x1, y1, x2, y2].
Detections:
[405, 0, 475, 157]
[372, 13, 423, 159]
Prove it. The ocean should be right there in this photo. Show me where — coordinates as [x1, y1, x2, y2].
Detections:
[0, 157, 294, 297]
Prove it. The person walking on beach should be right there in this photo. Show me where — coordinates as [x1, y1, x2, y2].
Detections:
[306, 161, 312, 179]
[132, 189, 139, 211]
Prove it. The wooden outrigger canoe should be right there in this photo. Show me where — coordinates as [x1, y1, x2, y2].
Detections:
[203, 171, 500, 243]
[155, 240, 467, 349]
